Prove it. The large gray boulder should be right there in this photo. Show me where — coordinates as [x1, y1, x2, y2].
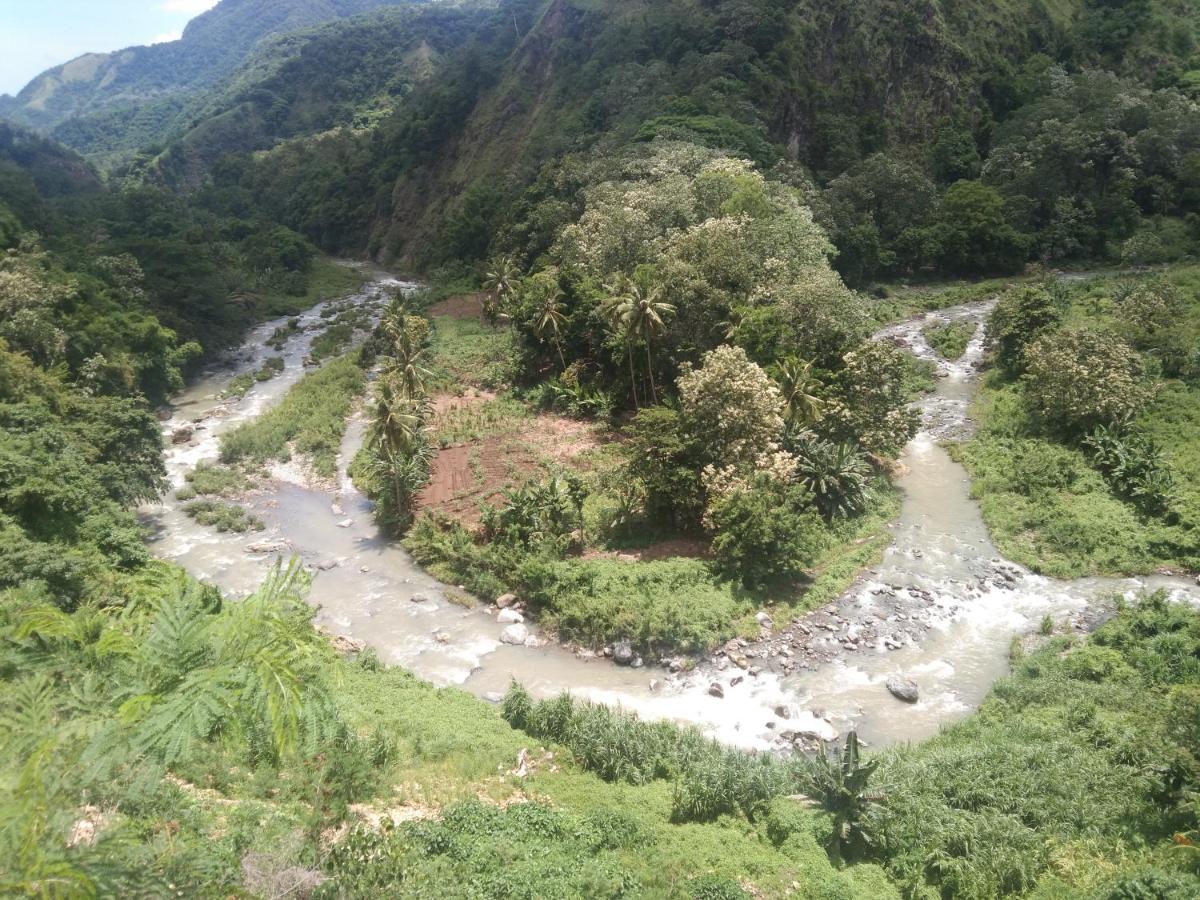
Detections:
[612, 640, 635, 666]
[500, 624, 530, 645]
[886, 675, 920, 703]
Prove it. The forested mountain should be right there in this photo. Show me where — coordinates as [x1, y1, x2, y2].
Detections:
[0, 0, 434, 147]
[175, 0, 1200, 278]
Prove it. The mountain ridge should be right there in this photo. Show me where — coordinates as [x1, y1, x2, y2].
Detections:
[0, 0, 438, 140]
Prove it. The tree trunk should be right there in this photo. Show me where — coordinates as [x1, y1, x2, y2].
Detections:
[645, 341, 657, 404]
[627, 344, 640, 409]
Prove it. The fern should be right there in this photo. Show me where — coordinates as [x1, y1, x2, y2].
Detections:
[0, 675, 59, 760]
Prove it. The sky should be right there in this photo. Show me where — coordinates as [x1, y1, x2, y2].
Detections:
[0, 0, 219, 96]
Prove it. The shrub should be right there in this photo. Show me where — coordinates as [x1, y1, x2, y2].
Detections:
[623, 405, 705, 528]
[1024, 328, 1156, 436]
[182, 500, 264, 533]
[707, 476, 827, 586]
[986, 285, 1064, 374]
[922, 320, 976, 360]
[1082, 423, 1174, 514]
[787, 432, 872, 520]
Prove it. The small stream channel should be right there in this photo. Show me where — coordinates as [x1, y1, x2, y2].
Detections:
[144, 265, 1200, 751]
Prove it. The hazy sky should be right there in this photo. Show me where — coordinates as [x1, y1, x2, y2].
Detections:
[0, 0, 219, 96]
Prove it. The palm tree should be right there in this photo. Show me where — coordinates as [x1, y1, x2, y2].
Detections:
[600, 281, 639, 409]
[482, 255, 519, 326]
[623, 274, 675, 404]
[777, 357, 825, 425]
[379, 299, 431, 398]
[367, 379, 430, 456]
[532, 286, 569, 369]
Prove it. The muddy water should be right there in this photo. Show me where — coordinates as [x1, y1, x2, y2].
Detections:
[146, 270, 1199, 752]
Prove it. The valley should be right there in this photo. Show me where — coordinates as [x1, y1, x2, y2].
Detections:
[2, 0, 1199, 896]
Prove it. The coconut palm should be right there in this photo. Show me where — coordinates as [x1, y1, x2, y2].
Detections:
[601, 272, 676, 406]
[367, 378, 430, 456]
[482, 255, 519, 325]
[378, 299, 431, 398]
[777, 357, 825, 425]
[623, 274, 675, 404]
[532, 285, 569, 369]
[369, 444, 432, 535]
[600, 282, 638, 409]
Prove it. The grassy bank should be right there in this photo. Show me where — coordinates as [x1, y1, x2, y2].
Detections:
[405, 479, 900, 653]
[498, 593, 1200, 898]
[952, 266, 1200, 577]
[257, 256, 369, 320]
[220, 352, 366, 480]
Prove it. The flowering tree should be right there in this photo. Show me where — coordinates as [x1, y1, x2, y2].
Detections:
[677, 344, 785, 469]
[1024, 328, 1157, 435]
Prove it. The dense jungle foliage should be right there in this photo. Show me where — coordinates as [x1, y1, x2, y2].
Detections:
[1, 0, 1199, 896]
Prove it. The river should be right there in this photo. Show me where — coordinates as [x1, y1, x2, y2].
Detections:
[144, 265, 1199, 752]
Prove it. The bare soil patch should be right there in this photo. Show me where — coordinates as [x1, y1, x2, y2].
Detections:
[583, 537, 711, 563]
[418, 413, 611, 527]
[431, 387, 497, 418]
[428, 292, 485, 320]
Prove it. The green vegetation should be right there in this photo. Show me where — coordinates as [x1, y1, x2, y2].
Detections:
[176, 462, 253, 501]
[923, 320, 977, 360]
[495, 594, 1200, 897]
[2, 0, 1199, 894]
[182, 499, 265, 533]
[354, 298, 435, 535]
[220, 353, 366, 480]
[224, 355, 286, 398]
[955, 267, 1200, 576]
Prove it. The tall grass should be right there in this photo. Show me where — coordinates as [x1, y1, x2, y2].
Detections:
[220, 353, 365, 479]
[502, 683, 809, 823]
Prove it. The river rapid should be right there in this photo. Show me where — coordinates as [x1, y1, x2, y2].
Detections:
[144, 266, 1200, 752]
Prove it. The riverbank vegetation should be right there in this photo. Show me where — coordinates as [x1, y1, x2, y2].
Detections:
[220, 353, 367, 482]
[6, 561, 1193, 896]
[955, 265, 1200, 576]
[395, 148, 919, 654]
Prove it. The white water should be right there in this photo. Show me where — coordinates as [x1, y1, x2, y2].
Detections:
[145, 268, 1199, 751]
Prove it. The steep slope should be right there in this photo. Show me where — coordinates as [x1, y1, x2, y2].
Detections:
[0, 0, 434, 143]
[214, 0, 1197, 267]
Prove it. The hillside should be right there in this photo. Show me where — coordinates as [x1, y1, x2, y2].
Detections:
[0, 0, 434, 148]
[186, 0, 1200, 276]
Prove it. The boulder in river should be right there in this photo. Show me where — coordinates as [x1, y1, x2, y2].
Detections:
[170, 426, 193, 444]
[410, 592, 431, 603]
[496, 593, 518, 608]
[612, 640, 635, 666]
[886, 675, 920, 703]
[329, 634, 366, 655]
[247, 539, 290, 554]
[497, 608, 524, 625]
[708, 682, 725, 698]
[500, 624, 529, 645]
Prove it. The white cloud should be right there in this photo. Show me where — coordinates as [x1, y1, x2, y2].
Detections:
[160, 0, 219, 13]
[150, 31, 183, 44]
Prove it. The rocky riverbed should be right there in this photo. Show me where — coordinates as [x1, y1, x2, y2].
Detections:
[146, 275, 1200, 753]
